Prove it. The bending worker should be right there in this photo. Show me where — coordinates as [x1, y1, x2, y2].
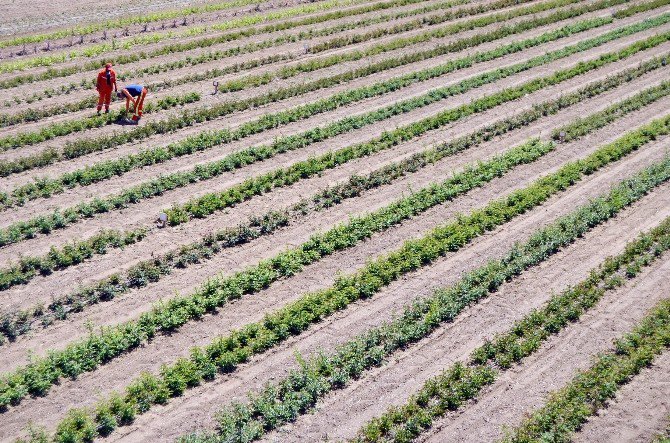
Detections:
[96, 63, 117, 115]
[117, 84, 148, 121]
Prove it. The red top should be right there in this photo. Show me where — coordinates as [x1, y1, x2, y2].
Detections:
[96, 68, 117, 92]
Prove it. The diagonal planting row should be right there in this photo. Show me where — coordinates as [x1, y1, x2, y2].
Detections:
[182, 198, 670, 443]
[0, 107, 668, 421]
[4, 0, 646, 113]
[500, 297, 670, 443]
[0, 0, 467, 91]
[27, 116, 670, 442]
[1, 29, 667, 251]
[0, 0, 606, 153]
[1, 74, 667, 341]
[0, 0, 387, 75]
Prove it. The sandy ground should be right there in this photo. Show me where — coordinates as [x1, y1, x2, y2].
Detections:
[420, 258, 670, 443]
[2, 108, 669, 440]
[573, 351, 670, 443]
[1, 0, 669, 440]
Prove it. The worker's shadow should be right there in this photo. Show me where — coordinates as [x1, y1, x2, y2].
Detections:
[112, 116, 138, 126]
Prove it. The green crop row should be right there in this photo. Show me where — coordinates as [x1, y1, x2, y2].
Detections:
[28, 117, 670, 441]
[190, 195, 670, 443]
[0, 92, 200, 151]
[502, 298, 670, 443]
[0, 0, 448, 91]
[2, 71, 663, 342]
[0, 0, 329, 49]
[2, 10, 632, 196]
[0, 38, 664, 248]
[2, 113, 668, 416]
[163, 43, 670, 224]
[0, 227, 146, 291]
[0, 0, 377, 74]
[3, 69, 659, 344]
[350, 220, 670, 443]
[0, 0, 584, 155]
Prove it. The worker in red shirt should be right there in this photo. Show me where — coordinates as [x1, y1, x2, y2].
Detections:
[96, 63, 117, 115]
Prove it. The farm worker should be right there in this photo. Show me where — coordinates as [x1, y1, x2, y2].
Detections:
[117, 84, 148, 121]
[96, 63, 117, 115]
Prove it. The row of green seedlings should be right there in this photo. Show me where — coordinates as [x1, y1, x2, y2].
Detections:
[501, 297, 670, 443]
[0, 0, 316, 50]
[0, 39, 664, 250]
[0, 0, 582, 152]
[350, 226, 670, 442]
[0, 0, 464, 120]
[0, 0, 467, 92]
[2, 0, 621, 109]
[5, 5, 662, 206]
[188, 199, 670, 443]
[0, 0, 376, 74]
[0, 10, 639, 202]
[1, 71, 660, 342]
[0, 92, 200, 150]
[1, 112, 667, 414]
[24, 120, 670, 441]
[1, 16, 661, 202]
[0, 0, 450, 107]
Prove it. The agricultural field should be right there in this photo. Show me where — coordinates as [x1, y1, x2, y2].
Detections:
[0, 0, 669, 440]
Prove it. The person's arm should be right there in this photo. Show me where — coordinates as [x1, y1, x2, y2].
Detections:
[112, 71, 118, 92]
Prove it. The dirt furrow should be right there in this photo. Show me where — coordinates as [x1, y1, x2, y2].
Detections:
[419, 256, 670, 443]
[0, 37, 664, 267]
[0, 0, 512, 106]
[0, 3, 636, 192]
[572, 351, 670, 443]
[3, 6, 663, 207]
[110, 146, 670, 442]
[0, 64, 666, 325]
[1, 114, 667, 440]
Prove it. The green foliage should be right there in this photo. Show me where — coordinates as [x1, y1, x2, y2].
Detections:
[1, 35, 664, 250]
[4, 68, 661, 342]
[3, 116, 669, 426]
[504, 299, 670, 443]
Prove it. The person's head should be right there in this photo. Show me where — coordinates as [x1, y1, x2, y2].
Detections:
[105, 62, 112, 71]
[116, 90, 124, 99]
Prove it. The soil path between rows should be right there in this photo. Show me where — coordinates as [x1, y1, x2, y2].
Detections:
[573, 350, 670, 443]
[2, 120, 668, 440]
[127, 155, 670, 442]
[419, 255, 670, 443]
